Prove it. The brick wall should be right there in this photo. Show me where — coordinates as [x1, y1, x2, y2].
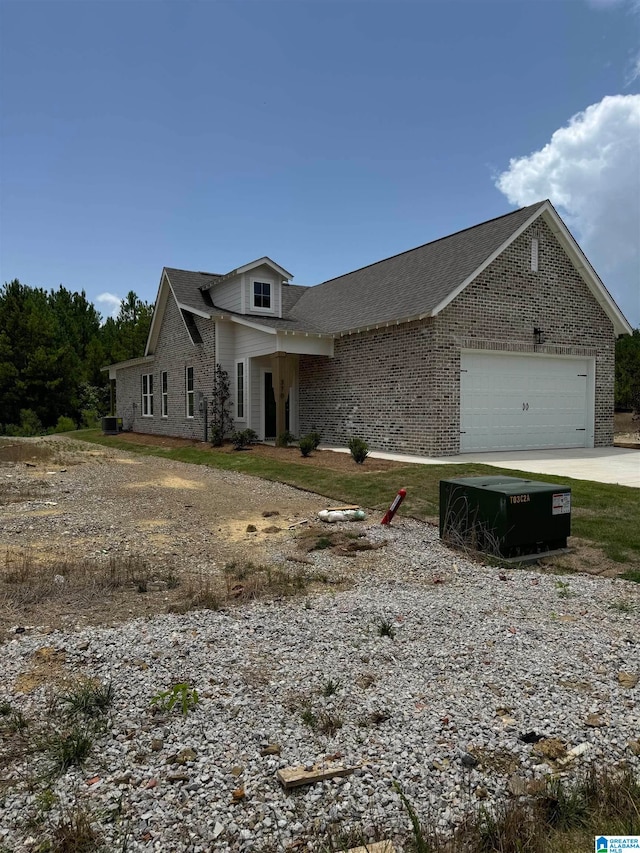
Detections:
[115, 296, 216, 440]
[299, 218, 615, 455]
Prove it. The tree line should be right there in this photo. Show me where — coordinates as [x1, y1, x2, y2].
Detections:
[0, 279, 153, 435]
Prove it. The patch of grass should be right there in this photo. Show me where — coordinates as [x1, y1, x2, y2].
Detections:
[312, 536, 333, 551]
[45, 724, 94, 774]
[322, 677, 341, 697]
[1, 550, 150, 607]
[621, 569, 640, 583]
[378, 618, 396, 639]
[60, 681, 114, 719]
[394, 781, 433, 853]
[48, 803, 101, 852]
[610, 598, 637, 613]
[555, 579, 573, 598]
[454, 765, 640, 851]
[35, 787, 57, 815]
[77, 430, 640, 573]
[300, 706, 317, 729]
[5, 709, 28, 733]
[163, 571, 180, 589]
[388, 766, 640, 852]
[317, 710, 343, 736]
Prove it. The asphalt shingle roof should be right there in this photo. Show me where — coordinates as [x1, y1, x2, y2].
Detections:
[164, 268, 221, 314]
[162, 202, 546, 335]
[289, 201, 546, 334]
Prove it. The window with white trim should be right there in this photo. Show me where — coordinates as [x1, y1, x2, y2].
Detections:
[253, 281, 271, 310]
[161, 371, 168, 417]
[236, 360, 245, 420]
[186, 366, 194, 418]
[142, 374, 153, 417]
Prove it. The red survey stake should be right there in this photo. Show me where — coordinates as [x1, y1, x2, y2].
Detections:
[381, 488, 407, 525]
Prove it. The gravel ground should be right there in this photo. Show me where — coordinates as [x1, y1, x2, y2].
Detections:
[0, 439, 639, 851]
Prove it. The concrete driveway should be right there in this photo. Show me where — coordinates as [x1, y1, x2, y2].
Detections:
[350, 446, 640, 488]
[451, 447, 640, 488]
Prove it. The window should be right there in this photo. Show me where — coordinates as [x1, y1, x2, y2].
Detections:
[531, 237, 539, 272]
[161, 371, 168, 417]
[253, 281, 271, 310]
[186, 367, 194, 418]
[142, 374, 153, 417]
[236, 361, 245, 420]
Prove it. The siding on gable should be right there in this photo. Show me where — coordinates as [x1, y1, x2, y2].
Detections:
[243, 265, 282, 318]
[299, 218, 615, 455]
[114, 294, 216, 439]
[210, 275, 243, 314]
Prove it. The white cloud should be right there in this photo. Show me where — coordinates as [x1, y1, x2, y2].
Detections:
[627, 52, 640, 85]
[496, 94, 640, 327]
[96, 292, 122, 321]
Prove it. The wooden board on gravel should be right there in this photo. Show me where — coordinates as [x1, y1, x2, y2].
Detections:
[276, 763, 356, 789]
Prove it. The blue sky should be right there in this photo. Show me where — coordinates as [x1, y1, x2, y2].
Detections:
[1, 0, 638, 326]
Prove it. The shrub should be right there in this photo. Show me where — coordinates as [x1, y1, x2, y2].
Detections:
[299, 435, 315, 457]
[52, 416, 76, 434]
[276, 430, 295, 447]
[210, 424, 225, 446]
[10, 409, 43, 436]
[80, 409, 100, 429]
[308, 430, 322, 449]
[231, 428, 258, 450]
[210, 364, 234, 446]
[348, 437, 369, 464]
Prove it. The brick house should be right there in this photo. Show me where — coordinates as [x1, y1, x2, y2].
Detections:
[106, 200, 631, 456]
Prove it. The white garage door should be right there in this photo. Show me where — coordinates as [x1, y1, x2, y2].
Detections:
[460, 352, 592, 452]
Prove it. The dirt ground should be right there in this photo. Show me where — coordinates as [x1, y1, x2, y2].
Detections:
[614, 411, 640, 447]
[1, 429, 636, 637]
[0, 437, 388, 637]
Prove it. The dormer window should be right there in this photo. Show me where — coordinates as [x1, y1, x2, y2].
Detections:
[253, 281, 271, 310]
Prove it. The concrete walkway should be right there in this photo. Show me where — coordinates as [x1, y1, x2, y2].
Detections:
[328, 445, 640, 488]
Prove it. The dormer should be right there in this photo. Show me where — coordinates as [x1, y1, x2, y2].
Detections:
[199, 257, 293, 318]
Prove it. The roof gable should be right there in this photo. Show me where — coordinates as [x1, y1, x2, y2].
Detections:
[288, 201, 631, 336]
[137, 200, 631, 360]
[289, 202, 546, 334]
[145, 269, 214, 355]
[200, 257, 292, 292]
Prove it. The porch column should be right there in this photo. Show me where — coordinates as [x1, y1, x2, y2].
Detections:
[271, 352, 296, 438]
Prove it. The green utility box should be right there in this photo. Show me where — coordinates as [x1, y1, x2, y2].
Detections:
[439, 476, 571, 558]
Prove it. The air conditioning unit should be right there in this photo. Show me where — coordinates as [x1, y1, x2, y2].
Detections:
[101, 417, 122, 435]
[439, 476, 571, 559]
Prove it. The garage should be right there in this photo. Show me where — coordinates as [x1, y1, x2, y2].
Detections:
[460, 351, 594, 453]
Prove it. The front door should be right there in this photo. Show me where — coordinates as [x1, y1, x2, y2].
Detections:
[264, 371, 289, 439]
